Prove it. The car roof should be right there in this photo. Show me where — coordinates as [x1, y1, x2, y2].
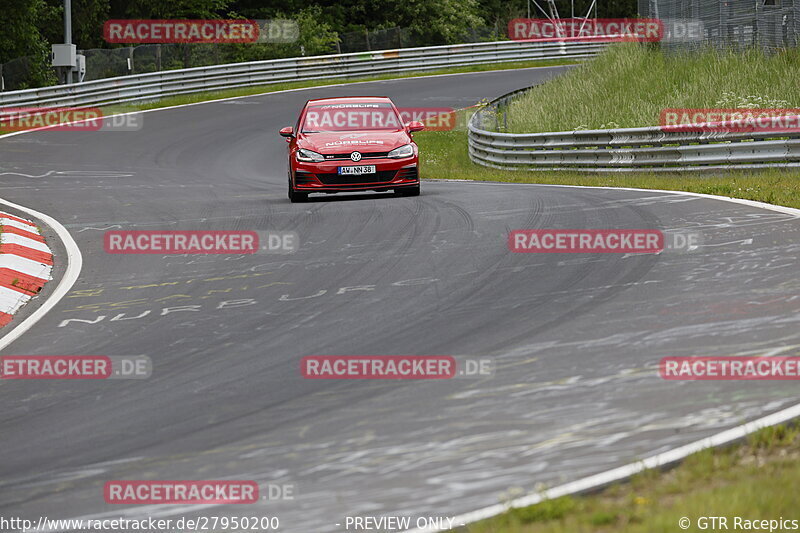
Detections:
[305, 96, 392, 106]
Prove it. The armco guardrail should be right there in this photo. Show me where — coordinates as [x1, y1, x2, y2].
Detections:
[469, 89, 800, 172]
[0, 39, 609, 109]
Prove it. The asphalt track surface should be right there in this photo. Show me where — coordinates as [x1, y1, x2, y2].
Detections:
[1, 66, 799, 532]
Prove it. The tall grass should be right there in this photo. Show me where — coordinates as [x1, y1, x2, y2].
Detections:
[507, 43, 800, 133]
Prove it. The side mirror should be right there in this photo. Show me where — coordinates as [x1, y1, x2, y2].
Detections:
[279, 126, 294, 138]
[406, 121, 425, 133]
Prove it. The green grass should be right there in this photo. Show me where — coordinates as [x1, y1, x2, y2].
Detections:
[415, 109, 800, 209]
[454, 424, 800, 533]
[504, 43, 800, 133]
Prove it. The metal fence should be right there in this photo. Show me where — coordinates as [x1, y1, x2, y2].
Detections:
[0, 39, 607, 109]
[469, 88, 800, 172]
[0, 25, 504, 92]
[337, 26, 502, 53]
[640, 0, 800, 50]
[2, 43, 321, 91]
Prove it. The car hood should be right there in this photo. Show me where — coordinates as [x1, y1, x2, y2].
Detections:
[297, 131, 411, 154]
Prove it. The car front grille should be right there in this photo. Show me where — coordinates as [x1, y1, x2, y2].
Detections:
[315, 170, 397, 185]
[323, 151, 391, 161]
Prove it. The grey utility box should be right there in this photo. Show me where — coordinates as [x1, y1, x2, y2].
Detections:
[51, 44, 77, 68]
[76, 54, 86, 81]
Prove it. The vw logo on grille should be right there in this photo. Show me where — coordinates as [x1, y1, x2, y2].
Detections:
[350, 151, 362, 162]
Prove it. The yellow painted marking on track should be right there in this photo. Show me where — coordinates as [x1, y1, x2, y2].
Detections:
[120, 281, 181, 290]
[256, 282, 292, 289]
[66, 272, 277, 298]
[64, 298, 151, 311]
[154, 294, 194, 302]
[67, 288, 106, 298]
[206, 288, 234, 295]
[60, 281, 295, 312]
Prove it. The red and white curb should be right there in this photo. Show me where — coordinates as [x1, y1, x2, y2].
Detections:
[0, 211, 53, 326]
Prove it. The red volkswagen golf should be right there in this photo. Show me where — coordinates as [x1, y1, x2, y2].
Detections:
[280, 96, 424, 202]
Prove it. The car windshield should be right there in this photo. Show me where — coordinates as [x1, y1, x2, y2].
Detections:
[301, 102, 403, 132]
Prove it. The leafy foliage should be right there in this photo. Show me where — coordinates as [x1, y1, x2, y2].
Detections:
[1, 0, 638, 89]
[0, 0, 56, 87]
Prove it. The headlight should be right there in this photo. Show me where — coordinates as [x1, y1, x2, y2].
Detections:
[296, 148, 324, 162]
[387, 144, 414, 159]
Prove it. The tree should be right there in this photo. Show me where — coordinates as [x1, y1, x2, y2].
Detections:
[294, 6, 339, 55]
[72, 0, 111, 49]
[39, 0, 110, 50]
[0, 0, 56, 88]
[386, 0, 485, 45]
[119, 0, 231, 19]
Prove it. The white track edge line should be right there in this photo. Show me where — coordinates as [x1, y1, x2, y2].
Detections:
[524, 182, 800, 217]
[0, 198, 82, 351]
[427, 179, 800, 218]
[403, 403, 800, 532]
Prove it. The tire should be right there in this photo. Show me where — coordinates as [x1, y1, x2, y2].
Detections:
[288, 176, 308, 203]
[397, 185, 420, 197]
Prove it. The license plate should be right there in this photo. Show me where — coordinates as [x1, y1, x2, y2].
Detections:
[338, 165, 376, 176]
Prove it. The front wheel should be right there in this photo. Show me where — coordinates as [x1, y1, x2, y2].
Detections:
[397, 185, 420, 197]
[288, 177, 308, 203]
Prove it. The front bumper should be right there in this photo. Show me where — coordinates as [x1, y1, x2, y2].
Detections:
[293, 159, 419, 192]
